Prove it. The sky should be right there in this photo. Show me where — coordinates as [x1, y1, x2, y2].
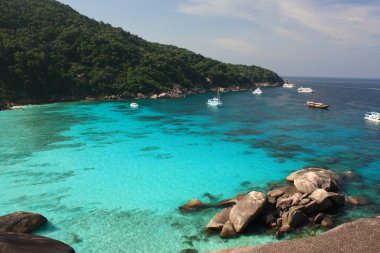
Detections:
[57, 0, 380, 78]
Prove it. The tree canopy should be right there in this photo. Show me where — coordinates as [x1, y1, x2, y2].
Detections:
[0, 0, 283, 104]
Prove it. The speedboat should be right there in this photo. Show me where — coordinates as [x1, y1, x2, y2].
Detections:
[130, 102, 139, 108]
[306, 101, 329, 109]
[297, 87, 314, 93]
[364, 112, 380, 122]
[283, 80, 295, 88]
[252, 87, 263, 95]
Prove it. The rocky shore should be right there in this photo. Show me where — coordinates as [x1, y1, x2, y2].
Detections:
[0, 211, 75, 253]
[210, 216, 380, 253]
[0, 83, 279, 111]
[179, 167, 376, 252]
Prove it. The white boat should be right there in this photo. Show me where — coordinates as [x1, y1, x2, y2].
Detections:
[130, 102, 139, 108]
[283, 80, 295, 88]
[252, 87, 263, 95]
[297, 87, 314, 93]
[207, 89, 223, 106]
[364, 112, 380, 122]
[10, 105, 24, 110]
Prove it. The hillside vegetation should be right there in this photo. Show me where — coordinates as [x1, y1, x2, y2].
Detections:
[0, 0, 283, 104]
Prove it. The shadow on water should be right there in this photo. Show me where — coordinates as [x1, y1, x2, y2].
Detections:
[0, 105, 96, 165]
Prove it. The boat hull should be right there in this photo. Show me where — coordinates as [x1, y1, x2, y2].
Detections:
[364, 112, 380, 122]
[364, 117, 380, 122]
[306, 101, 329, 109]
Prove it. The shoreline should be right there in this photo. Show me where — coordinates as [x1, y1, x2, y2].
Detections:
[0, 83, 280, 111]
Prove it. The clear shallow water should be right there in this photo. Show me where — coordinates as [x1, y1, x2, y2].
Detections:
[0, 77, 379, 252]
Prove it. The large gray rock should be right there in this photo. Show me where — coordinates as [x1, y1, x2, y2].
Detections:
[292, 169, 340, 194]
[281, 209, 308, 229]
[220, 221, 237, 238]
[303, 199, 333, 214]
[229, 191, 267, 233]
[207, 208, 232, 230]
[0, 232, 75, 253]
[267, 188, 285, 198]
[209, 216, 380, 253]
[309, 189, 332, 204]
[286, 167, 328, 182]
[158, 92, 171, 98]
[0, 212, 47, 233]
[309, 189, 345, 207]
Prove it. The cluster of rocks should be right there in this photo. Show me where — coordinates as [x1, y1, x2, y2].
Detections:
[180, 167, 367, 239]
[0, 211, 75, 253]
[0, 84, 280, 111]
[255, 82, 279, 87]
[85, 85, 257, 102]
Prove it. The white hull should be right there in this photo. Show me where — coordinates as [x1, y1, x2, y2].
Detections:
[297, 87, 314, 93]
[207, 89, 223, 106]
[252, 88, 263, 95]
[207, 100, 222, 106]
[364, 112, 380, 122]
[283, 83, 295, 88]
[364, 117, 380, 122]
[207, 97, 222, 106]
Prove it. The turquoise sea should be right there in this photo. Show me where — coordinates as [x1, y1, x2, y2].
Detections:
[0, 77, 379, 252]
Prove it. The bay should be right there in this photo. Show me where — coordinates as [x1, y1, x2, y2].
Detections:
[0, 77, 379, 252]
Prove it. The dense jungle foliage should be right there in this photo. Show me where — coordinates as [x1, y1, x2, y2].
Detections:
[0, 0, 283, 104]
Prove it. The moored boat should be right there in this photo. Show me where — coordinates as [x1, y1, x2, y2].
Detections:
[364, 112, 380, 122]
[207, 88, 222, 106]
[306, 101, 329, 109]
[130, 102, 139, 108]
[252, 87, 263, 95]
[298, 87, 314, 93]
[283, 80, 295, 88]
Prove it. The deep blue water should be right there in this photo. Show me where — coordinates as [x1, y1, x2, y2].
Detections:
[0, 77, 379, 252]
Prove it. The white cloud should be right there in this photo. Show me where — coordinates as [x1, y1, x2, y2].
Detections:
[276, 1, 380, 45]
[178, 0, 380, 47]
[213, 37, 261, 55]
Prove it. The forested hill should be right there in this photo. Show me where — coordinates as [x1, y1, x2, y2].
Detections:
[0, 0, 283, 105]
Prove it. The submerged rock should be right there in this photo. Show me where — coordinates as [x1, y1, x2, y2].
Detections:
[0, 232, 75, 253]
[346, 195, 370, 206]
[0, 212, 47, 233]
[229, 191, 267, 233]
[179, 199, 205, 212]
[211, 198, 237, 208]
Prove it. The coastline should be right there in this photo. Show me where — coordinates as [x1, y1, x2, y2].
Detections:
[0, 82, 279, 111]
[1, 76, 378, 252]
